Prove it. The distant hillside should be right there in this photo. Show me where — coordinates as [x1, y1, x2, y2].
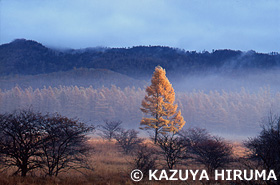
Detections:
[0, 39, 64, 75]
[0, 68, 147, 90]
[1, 39, 279, 78]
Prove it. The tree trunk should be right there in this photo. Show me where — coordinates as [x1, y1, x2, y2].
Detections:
[154, 128, 158, 144]
[155, 113, 159, 144]
[21, 165, 28, 177]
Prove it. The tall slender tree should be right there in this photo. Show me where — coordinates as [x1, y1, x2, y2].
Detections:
[140, 66, 185, 143]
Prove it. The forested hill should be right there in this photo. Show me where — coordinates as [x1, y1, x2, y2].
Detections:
[1, 39, 280, 78]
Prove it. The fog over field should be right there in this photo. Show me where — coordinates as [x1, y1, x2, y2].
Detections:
[0, 39, 279, 141]
[175, 71, 278, 140]
[173, 69, 280, 139]
[1, 68, 279, 141]
[173, 69, 280, 92]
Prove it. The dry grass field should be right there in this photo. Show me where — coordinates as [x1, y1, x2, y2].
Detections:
[0, 138, 250, 185]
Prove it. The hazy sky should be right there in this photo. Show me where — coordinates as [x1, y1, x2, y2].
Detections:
[1, 0, 279, 52]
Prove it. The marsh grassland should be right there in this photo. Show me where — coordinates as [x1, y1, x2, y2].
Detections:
[0, 139, 251, 185]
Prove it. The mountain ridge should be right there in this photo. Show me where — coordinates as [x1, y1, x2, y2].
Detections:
[1, 39, 279, 78]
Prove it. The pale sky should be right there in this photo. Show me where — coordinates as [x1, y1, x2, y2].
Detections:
[1, 0, 279, 52]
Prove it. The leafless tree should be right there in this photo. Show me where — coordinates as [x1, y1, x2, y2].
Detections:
[0, 110, 45, 176]
[0, 110, 94, 177]
[179, 127, 211, 144]
[41, 114, 94, 176]
[244, 114, 280, 182]
[156, 134, 187, 169]
[98, 120, 123, 141]
[179, 127, 233, 174]
[114, 129, 143, 154]
[191, 136, 232, 174]
[132, 144, 157, 176]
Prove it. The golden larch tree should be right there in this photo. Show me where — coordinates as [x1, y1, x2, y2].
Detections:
[140, 66, 185, 143]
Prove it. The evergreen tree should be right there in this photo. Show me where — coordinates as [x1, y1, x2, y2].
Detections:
[140, 66, 185, 143]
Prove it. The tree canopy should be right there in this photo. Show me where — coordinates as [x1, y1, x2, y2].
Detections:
[0, 110, 94, 177]
[140, 66, 185, 143]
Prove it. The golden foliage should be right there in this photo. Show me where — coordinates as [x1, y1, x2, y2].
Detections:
[140, 66, 185, 139]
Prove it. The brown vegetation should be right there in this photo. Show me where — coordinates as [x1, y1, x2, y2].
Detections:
[0, 111, 277, 184]
[0, 138, 249, 185]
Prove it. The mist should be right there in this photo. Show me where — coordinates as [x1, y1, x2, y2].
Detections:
[1, 67, 279, 141]
[172, 69, 280, 93]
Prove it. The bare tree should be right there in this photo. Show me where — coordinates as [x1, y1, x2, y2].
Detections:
[179, 128, 233, 174]
[98, 120, 123, 141]
[157, 134, 187, 169]
[0, 110, 94, 177]
[114, 129, 143, 154]
[244, 114, 280, 182]
[179, 127, 211, 144]
[132, 144, 157, 176]
[191, 136, 232, 174]
[41, 114, 94, 176]
[0, 110, 45, 176]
